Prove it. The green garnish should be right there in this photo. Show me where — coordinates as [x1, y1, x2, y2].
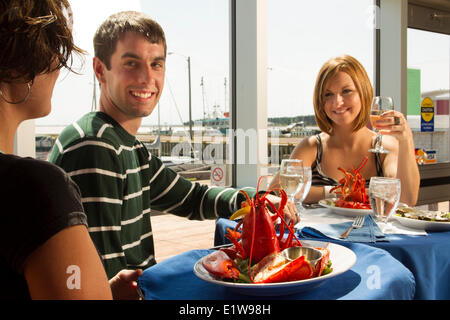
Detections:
[321, 260, 333, 276]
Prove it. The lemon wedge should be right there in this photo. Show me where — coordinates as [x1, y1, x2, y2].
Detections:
[229, 206, 251, 220]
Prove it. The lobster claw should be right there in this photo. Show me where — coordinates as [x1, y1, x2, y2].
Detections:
[249, 246, 322, 283]
[202, 250, 240, 280]
[250, 252, 314, 283]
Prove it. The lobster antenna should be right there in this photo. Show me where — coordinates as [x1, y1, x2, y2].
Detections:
[265, 198, 302, 246]
[248, 205, 256, 283]
[239, 190, 252, 205]
[355, 156, 369, 172]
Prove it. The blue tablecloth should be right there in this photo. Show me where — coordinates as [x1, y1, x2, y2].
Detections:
[371, 232, 450, 300]
[140, 242, 414, 300]
[214, 218, 450, 300]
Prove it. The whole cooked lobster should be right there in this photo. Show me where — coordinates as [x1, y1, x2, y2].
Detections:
[330, 156, 372, 209]
[202, 177, 330, 283]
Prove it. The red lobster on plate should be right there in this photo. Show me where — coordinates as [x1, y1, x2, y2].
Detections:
[329, 156, 372, 210]
[202, 177, 330, 283]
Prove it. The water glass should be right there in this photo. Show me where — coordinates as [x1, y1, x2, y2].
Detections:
[295, 166, 312, 212]
[369, 176, 401, 232]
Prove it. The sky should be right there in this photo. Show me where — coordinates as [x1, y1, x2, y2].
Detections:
[37, 0, 449, 127]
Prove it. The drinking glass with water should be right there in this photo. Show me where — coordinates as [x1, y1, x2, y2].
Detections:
[294, 166, 312, 212]
[369, 176, 401, 232]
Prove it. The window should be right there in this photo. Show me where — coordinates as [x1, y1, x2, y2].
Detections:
[406, 1, 450, 208]
[267, 0, 375, 165]
[407, 28, 449, 164]
[36, 0, 231, 187]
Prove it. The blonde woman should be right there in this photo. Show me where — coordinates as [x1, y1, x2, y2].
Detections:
[271, 55, 419, 206]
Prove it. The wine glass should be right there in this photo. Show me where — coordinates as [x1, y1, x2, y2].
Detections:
[369, 177, 401, 232]
[369, 96, 394, 154]
[279, 159, 304, 204]
[294, 166, 312, 213]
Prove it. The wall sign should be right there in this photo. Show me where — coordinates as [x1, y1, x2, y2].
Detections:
[420, 97, 434, 132]
[211, 165, 226, 187]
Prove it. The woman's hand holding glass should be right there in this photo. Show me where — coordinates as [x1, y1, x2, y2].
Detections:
[369, 96, 394, 154]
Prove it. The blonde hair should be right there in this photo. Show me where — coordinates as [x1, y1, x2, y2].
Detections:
[313, 55, 373, 135]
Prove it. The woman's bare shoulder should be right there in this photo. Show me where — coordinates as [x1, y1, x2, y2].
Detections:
[290, 134, 320, 165]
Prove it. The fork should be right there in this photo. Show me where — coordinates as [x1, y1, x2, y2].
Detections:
[340, 215, 365, 239]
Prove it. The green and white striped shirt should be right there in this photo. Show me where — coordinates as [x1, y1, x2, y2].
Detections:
[49, 112, 255, 279]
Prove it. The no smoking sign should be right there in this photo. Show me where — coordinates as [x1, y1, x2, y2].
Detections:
[210, 165, 227, 187]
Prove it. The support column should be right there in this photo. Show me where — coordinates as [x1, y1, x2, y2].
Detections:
[230, 0, 268, 188]
[379, 0, 408, 114]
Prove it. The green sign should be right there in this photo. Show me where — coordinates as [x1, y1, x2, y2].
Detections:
[407, 68, 421, 116]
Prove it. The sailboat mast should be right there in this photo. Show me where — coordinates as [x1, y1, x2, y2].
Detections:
[224, 77, 227, 113]
[201, 77, 206, 120]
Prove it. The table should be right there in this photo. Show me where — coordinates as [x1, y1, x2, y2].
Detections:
[139, 246, 415, 300]
[214, 207, 450, 300]
[371, 231, 450, 300]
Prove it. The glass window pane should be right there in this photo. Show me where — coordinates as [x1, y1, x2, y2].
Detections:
[267, 0, 374, 165]
[36, 0, 231, 187]
[407, 28, 450, 164]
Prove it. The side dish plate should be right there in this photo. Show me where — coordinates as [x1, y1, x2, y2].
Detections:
[318, 198, 372, 217]
[393, 214, 450, 232]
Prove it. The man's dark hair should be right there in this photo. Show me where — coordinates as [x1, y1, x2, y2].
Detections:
[93, 11, 167, 70]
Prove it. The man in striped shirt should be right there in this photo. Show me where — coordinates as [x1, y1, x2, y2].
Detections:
[49, 11, 298, 280]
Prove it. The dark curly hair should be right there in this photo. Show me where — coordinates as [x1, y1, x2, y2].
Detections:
[0, 0, 85, 84]
[94, 11, 166, 70]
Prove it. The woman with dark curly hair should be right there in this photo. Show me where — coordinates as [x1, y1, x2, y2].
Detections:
[0, 0, 141, 299]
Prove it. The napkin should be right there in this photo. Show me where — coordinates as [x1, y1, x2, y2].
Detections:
[299, 214, 389, 243]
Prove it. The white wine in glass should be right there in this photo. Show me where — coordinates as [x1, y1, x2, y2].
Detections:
[369, 96, 394, 154]
[279, 159, 304, 203]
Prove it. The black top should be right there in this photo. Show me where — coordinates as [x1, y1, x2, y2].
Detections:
[311, 135, 384, 187]
[0, 153, 87, 299]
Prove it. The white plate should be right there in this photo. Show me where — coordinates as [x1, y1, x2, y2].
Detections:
[393, 214, 450, 232]
[318, 198, 372, 217]
[193, 240, 356, 296]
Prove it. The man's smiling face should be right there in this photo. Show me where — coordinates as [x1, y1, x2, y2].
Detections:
[99, 31, 166, 121]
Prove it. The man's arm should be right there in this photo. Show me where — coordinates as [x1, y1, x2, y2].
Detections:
[148, 156, 256, 220]
[147, 155, 298, 222]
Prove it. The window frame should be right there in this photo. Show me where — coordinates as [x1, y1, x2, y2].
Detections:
[376, 0, 450, 204]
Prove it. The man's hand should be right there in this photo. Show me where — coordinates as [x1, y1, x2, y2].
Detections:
[109, 269, 144, 300]
[264, 194, 300, 225]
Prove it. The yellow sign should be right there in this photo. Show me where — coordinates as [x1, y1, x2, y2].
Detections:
[421, 97, 434, 122]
